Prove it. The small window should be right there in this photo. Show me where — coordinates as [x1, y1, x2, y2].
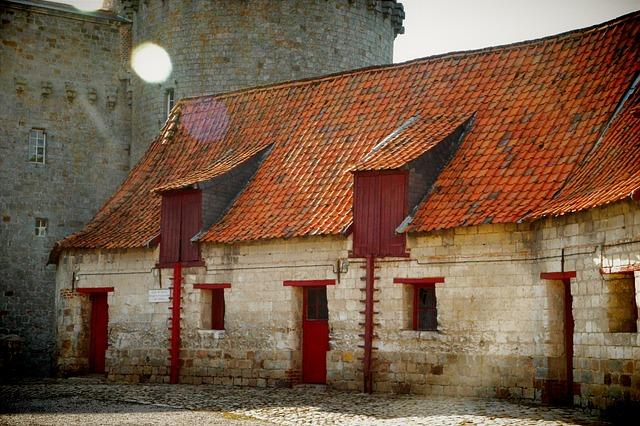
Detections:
[194, 284, 230, 330]
[211, 288, 225, 330]
[413, 285, 437, 331]
[165, 88, 175, 120]
[306, 287, 328, 320]
[29, 129, 46, 164]
[35, 217, 48, 237]
[606, 273, 638, 333]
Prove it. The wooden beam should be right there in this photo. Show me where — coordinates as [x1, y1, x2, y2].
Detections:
[283, 279, 336, 287]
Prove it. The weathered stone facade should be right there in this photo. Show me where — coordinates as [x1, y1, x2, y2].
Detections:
[0, 0, 403, 375]
[54, 199, 640, 412]
[0, 1, 131, 375]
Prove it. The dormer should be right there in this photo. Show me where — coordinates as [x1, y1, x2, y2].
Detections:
[351, 114, 475, 258]
[158, 189, 203, 267]
[155, 145, 272, 267]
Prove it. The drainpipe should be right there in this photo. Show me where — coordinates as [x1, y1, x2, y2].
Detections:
[363, 255, 375, 393]
[169, 262, 182, 384]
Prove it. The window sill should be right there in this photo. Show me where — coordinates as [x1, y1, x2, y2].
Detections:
[197, 329, 225, 339]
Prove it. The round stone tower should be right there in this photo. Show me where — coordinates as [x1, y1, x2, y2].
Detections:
[109, 0, 405, 162]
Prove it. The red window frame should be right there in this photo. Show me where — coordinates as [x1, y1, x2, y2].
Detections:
[194, 283, 230, 330]
[413, 284, 437, 331]
[394, 277, 443, 331]
[211, 289, 225, 330]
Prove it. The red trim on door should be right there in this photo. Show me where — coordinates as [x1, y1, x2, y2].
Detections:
[89, 293, 109, 373]
[193, 283, 231, 290]
[77, 287, 114, 293]
[540, 272, 576, 280]
[302, 286, 329, 384]
[283, 279, 336, 287]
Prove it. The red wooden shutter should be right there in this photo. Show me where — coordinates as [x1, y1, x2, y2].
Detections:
[379, 172, 407, 257]
[353, 171, 406, 257]
[211, 289, 225, 330]
[352, 173, 381, 257]
[179, 190, 202, 262]
[159, 193, 182, 263]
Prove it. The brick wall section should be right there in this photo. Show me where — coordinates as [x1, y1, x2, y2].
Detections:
[54, 200, 639, 411]
[121, 0, 399, 162]
[0, 3, 131, 375]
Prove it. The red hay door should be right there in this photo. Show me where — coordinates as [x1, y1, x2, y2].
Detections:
[302, 287, 329, 384]
[89, 293, 109, 373]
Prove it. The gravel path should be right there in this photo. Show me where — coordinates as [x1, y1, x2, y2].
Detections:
[0, 378, 606, 425]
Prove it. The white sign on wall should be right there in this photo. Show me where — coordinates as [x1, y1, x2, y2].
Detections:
[148, 289, 171, 303]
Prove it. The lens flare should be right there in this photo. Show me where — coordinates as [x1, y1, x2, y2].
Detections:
[131, 42, 172, 83]
[67, 0, 103, 12]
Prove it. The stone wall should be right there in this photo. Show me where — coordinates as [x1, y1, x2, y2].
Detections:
[0, 2, 132, 375]
[534, 201, 640, 410]
[117, 0, 402, 162]
[54, 199, 639, 412]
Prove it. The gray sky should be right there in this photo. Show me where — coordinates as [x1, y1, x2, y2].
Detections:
[394, 0, 640, 62]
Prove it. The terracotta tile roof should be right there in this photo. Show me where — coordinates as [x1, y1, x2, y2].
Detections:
[352, 114, 473, 171]
[527, 84, 640, 219]
[53, 12, 640, 255]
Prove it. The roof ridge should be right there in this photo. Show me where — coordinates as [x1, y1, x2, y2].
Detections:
[179, 9, 640, 104]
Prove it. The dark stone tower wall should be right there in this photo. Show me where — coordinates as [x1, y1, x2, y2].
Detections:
[115, 0, 404, 163]
[0, 2, 132, 375]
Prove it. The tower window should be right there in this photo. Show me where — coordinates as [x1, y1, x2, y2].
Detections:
[35, 218, 48, 237]
[28, 129, 46, 164]
[165, 89, 175, 120]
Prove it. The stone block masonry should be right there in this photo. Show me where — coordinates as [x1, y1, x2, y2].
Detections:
[0, 1, 132, 375]
[55, 200, 639, 412]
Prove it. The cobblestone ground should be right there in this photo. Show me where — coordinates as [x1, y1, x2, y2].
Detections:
[0, 378, 607, 425]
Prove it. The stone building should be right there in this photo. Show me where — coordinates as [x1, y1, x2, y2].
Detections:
[51, 11, 640, 413]
[0, 0, 404, 375]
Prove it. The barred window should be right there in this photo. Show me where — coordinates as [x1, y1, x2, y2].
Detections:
[29, 129, 46, 164]
[35, 217, 48, 237]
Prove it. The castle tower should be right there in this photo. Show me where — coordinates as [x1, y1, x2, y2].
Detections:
[111, 0, 405, 162]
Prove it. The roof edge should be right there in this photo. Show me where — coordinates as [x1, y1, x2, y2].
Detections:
[179, 10, 640, 104]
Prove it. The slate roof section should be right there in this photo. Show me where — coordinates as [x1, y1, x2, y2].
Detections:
[52, 12, 640, 254]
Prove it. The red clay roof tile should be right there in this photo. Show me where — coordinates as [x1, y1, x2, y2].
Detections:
[53, 12, 640, 253]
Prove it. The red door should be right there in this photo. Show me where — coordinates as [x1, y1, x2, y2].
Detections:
[89, 293, 109, 373]
[302, 287, 329, 384]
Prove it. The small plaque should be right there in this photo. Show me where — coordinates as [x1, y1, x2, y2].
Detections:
[148, 289, 170, 303]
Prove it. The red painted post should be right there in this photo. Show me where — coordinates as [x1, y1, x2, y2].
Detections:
[563, 278, 574, 403]
[169, 262, 182, 384]
[363, 255, 375, 393]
